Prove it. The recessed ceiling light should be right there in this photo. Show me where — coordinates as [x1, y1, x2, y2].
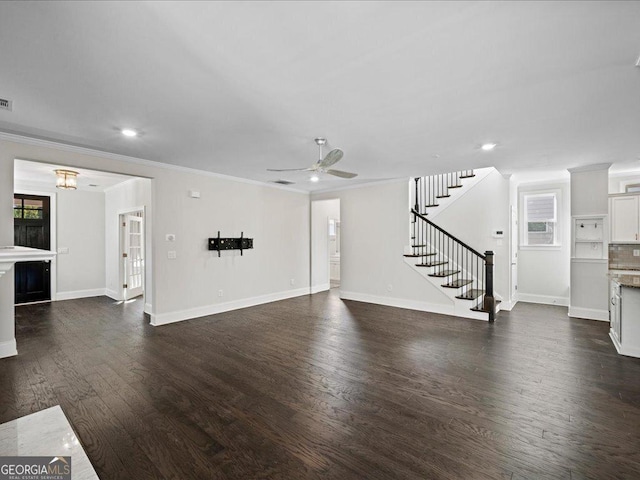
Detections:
[310, 175, 319, 183]
[121, 129, 137, 137]
[481, 143, 497, 151]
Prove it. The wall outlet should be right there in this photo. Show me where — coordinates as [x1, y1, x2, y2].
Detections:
[634, 277, 640, 285]
[218, 289, 223, 297]
[290, 278, 295, 286]
[167, 250, 177, 259]
[387, 284, 393, 292]
[166, 234, 176, 242]
[634, 249, 640, 257]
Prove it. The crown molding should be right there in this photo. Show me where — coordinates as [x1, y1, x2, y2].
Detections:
[567, 163, 612, 174]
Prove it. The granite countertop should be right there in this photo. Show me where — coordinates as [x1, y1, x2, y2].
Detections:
[609, 269, 640, 289]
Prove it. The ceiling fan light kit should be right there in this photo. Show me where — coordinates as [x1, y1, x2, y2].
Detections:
[267, 137, 358, 181]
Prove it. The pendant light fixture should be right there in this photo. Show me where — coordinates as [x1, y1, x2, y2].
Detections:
[54, 169, 79, 190]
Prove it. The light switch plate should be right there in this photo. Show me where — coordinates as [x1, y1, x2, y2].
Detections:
[167, 250, 177, 259]
[633, 249, 640, 257]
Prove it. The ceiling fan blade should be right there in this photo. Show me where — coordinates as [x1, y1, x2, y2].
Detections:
[318, 148, 343, 169]
[266, 167, 312, 172]
[326, 169, 358, 179]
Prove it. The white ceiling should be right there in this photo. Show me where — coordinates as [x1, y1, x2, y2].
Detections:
[1, 1, 639, 191]
[14, 159, 136, 193]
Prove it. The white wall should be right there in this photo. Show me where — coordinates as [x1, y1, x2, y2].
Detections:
[0, 136, 311, 352]
[609, 173, 640, 194]
[56, 190, 105, 298]
[104, 178, 152, 302]
[311, 199, 340, 292]
[516, 180, 571, 306]
[0, 159, 16, 358]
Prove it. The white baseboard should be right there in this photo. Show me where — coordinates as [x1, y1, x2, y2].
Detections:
[150, 287, 310, 326]
[499, 299, 517, 311]
[0, 339, 17, 359]
[105, 289, 122, 301]
[340, 290, 492, 321]
[56, 288, 106, 301]
[517, 293, 569, 307]
[311, 283, 330, 294]
[144, 303, 153, 315]
[568, 306, 609, 322]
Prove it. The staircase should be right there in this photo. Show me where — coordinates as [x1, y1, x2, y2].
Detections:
[405, 170, 497, 322]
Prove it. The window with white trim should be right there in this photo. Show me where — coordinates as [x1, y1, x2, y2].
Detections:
[521, 191, 560, 246]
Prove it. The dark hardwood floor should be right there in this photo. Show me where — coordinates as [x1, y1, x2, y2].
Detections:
[2, 292, 640, 479]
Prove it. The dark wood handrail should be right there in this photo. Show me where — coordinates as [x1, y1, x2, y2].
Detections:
[411, 209, 486, 260]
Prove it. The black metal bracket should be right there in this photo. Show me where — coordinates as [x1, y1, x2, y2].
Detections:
[208, 231, 254, 257]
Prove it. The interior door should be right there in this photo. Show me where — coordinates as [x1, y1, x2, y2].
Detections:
[14, 194, 51, 304]
[123, 214, 144, 300]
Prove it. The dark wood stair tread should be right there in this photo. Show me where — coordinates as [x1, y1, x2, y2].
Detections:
[447, 185, 463, 189]
[411, 244, 427, 248]
[428, 269, 460, 277]
[442, 279, 473, 288]
[459, 174, 475, 178]
[456, 289, 484, 300]
[435, 195, 451, 199]
[471, 300, 501, 313]
[424, 204, 440, 208]
[403, 253, 436, 258]
[416, 261, 448, 267]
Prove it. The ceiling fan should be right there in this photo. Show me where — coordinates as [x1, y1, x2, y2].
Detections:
[267, 138, 358, 179]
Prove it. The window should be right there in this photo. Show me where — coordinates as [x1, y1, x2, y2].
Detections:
[521, 191, 560, 247]
[13, 197, 44, 219]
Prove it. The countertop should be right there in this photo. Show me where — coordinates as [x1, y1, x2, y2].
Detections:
[609, 269, 640, 289]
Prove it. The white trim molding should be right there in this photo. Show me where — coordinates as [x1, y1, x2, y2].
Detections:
[568, 307, 609, 322]
[0, 339, 17, 359]
[150, 287, 311, 326]
[517, 293, 569, 307]
[310, 283, 330, 294]
[339, 291, 489, 321]
[56, 288, 106, 301]
[105, 289, 122, 301]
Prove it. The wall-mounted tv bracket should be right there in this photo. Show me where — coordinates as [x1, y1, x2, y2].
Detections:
[208, 231, 253, 257]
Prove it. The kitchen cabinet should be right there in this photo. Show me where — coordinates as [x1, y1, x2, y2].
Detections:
[610, 195, 640, 242]
[609, 279, 640, 358]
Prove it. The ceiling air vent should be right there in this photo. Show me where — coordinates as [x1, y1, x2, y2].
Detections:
[0, 98, 12, 111]
[272, 179, 295, 185]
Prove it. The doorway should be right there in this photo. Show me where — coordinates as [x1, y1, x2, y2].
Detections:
[311, 198, 340, 293]
[13, 194, 51, 304]
[120, 210, 145, 301]
[329, 218, 341, 288]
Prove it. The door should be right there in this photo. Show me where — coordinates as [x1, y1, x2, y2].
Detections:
[13, 194, 51, 304]
[123, 214, 144, 300]
[610, 196, 639, 242]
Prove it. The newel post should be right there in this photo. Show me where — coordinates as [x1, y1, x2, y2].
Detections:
[414, 177, 420, 213]
[484, 251, 495, 323]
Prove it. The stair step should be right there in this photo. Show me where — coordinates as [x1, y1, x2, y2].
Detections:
[435, 195, 451, 199]
[456, 289, 484, 300]
[411, 244, 426, 248]
[471, 300, 501, 313]
[442, 279, 473, 288]
[447, 184, 463, 189]
[403, 253, 436, 258]
[424, 204, 440, 208]
[416, 261, 448, 268]
[428, 269, 460, 277]
[459, 174, 475, 179]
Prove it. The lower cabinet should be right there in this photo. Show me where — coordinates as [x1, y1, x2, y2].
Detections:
[610, 282, 640, 358]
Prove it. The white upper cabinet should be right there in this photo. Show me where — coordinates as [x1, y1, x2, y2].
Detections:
[610, 195, 640, 242]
